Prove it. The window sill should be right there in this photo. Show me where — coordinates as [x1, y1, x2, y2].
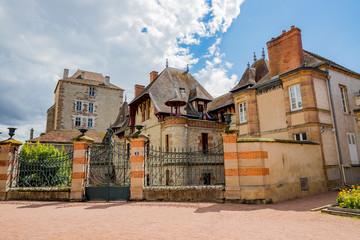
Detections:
[350, 164, 360, 167]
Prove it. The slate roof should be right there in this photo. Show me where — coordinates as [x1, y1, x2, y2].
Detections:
[304, 50, 360, 76]
[130, 67, 213, 115]
[111, 101, 130, 133]
[207, 92, 234, 113]
[231, 58, 270, 93]
[29, 130, 105, 144]
[58, 70, 123, 91]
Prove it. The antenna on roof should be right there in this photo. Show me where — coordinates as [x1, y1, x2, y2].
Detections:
[253, 52, 257, 62]
[262, 48, 265, 58]
[247, 62, 250, 68]
[166, 59, 169, 68]
[186, 64, 189, 73]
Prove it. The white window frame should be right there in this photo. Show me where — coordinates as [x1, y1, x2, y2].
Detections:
[339, 85, 348, 114]
[76, 101, 82, 111]
[88, 102, 94, 113]
[89, 87, 95, 96]
[87, 118, 93, 128]
[289, 84, 303, 111]
[238, 102, 247, 124]
[294, 133, 307, 141]
[75, 117, 81, 127]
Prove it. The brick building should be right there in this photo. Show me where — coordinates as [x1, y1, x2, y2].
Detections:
[209, 26, 360, 186]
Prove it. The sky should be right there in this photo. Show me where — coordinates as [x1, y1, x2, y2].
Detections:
[0, 0, 359, 142]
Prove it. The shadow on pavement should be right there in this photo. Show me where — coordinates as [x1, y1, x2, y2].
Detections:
[194, 191, 338, 214]
[85, 202, 130, 210]
[17, 202, 64, 209]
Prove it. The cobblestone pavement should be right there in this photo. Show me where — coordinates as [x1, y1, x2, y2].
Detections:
[0, 191, 359, 239]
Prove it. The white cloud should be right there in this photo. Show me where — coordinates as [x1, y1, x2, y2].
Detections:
[0, 0, 244, 142]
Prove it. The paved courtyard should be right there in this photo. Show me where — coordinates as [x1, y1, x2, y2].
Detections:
[0, 191, 359, 239]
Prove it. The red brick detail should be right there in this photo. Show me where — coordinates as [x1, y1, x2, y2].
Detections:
[223, 135, 236, 143]
[0, 174, 8, 180]
[135, 85, 145, 97]
[131, 171, 144, 178]
[1, 146, 11, 153]
[267, 26, 304, 77]
[0, 160, 8, 166]
[73, 143, 88, 150]
[238, 151, 268, 159]
[131, 155, 144, 163]
[72, 172, 85, 179]
[131, 141, 145, 148]
[225, 168, 269, 176]
[224, 152, 238, 160]
[73, 158, 86, 164]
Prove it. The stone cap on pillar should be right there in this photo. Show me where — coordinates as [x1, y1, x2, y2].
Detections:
[0, 138, 22, 147]
[72, 134, 95, 143]
[128, 134, 149, 142]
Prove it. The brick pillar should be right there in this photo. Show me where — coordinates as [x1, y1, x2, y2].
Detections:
[221, 132, 241, 200]
[0, 139, 22, 200]
[70, 136, 94, 201]
[129, 136, 148, 200]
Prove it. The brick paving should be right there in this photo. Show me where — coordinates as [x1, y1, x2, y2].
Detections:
[0, 191, 359, 239]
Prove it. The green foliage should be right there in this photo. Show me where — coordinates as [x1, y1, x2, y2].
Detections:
[337, 185, 360, 210]
[18, 142, 72, 188]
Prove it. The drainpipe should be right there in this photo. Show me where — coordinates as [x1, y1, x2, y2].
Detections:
[325, 67, 346, 185]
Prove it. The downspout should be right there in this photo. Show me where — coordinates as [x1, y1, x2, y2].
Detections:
[325, 67, 346, 185]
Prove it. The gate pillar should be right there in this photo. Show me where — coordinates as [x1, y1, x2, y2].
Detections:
[0, 139, 22, 200]
[71, 135, 94, 201]
[221, 132, 241, 201]
[129, 135, 148, 200]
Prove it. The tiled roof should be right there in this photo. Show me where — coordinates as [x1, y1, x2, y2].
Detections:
[112, 101, 130, 133]
[130, 67, 213, 115]
[29, 130, 105, 144]
[60, 70, 123, 90]
[207, 92, 234, 112]
[304, 50, 360, 76]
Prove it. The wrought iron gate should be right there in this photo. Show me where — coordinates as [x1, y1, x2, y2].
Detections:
[85, 135, 131, 201]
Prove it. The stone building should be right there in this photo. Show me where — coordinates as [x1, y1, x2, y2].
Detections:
[46, 69, 124, 133]
[208, 26, 360, 186]
[127, 68, 226, 150]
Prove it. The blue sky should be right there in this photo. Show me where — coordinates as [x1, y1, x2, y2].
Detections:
[0, 0, 359, 142]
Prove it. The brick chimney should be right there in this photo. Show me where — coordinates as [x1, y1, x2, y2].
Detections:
[150, 71, 158, 83]
[63, 68, 69, 79]
[135, 84, 145, 97]
[266, 25, 304, 77]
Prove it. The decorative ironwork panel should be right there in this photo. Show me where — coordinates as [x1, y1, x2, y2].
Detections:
[10, 150, 73, 188]
[86, 141, 131, 187]
[145, 141, 225, 187]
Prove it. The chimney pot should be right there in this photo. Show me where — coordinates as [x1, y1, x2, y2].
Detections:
[135, 84, 145, 97]
[63, 69, 69, 79]
[150, 71, 158, 83]
[267, 26, 304, 77]
[291, 25, 295, 30]
[105, 76, 110, 86]
[282, 30, 286, 34]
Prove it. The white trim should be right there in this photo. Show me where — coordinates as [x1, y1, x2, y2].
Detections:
[289, 84, 302, 111]
[238, 102, 247, 124]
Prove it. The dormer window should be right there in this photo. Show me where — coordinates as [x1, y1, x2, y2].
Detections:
[179, 88, 185, 93]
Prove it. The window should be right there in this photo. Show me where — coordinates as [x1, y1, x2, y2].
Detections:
[88, 118, 93, 127]
[202, 133, 208, 154]
[179, 88, 185, 93]
[238, 102, 247, 123]
[76, 101, 82, 111]
[339, 85, 349, 114]
[75, 117, 81, 127]
[294, 133, 307, 141]
[88, 103, 94, 112]
[89, 87, 95, 96]
[203, 173, 211, 185]
[289, 84, 302, 111]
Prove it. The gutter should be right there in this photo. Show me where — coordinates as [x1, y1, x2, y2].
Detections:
[326, 67, 346, 185]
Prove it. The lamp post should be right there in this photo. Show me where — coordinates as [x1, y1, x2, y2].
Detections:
[8, 127, 16, 139]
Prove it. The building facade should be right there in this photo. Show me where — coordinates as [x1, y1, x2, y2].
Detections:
[46, 69, 124, 133]
[209, 26, 360, 185]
